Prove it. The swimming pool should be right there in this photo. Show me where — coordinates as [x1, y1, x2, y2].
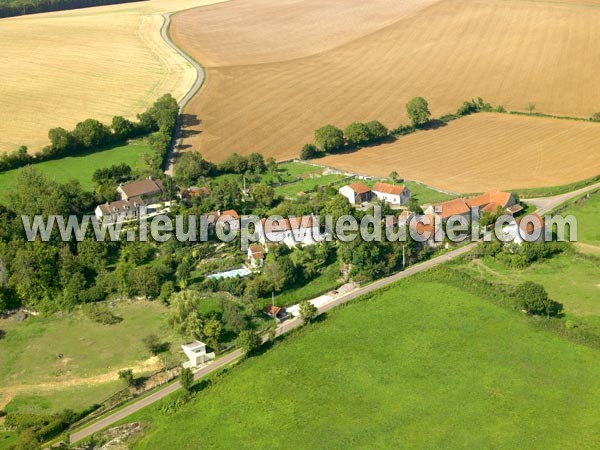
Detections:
[207, 267, 252, 280]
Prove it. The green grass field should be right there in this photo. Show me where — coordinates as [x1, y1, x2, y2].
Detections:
[0, 141, 150, 200]
[210, 161, 321, 187]
[0, 301, 182, 414]
[0, 432, 17, 450]
[274, 173, 346, 198]
[5, 381, 122, 416]
[126, 276, 600, 449]
[462, 252, 600, 317]
[562, 190, 600, 248]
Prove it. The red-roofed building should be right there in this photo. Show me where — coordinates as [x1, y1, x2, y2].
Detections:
[264, 305, 288, 323]
[247, 244, 265, 267]
[179, 186, 210, 202]
[372, 182, 411, 205]
[467, 190, 517, 213]
[202, 209, 241, 234]
[257, 215, 320, 247]
[338, 182, 373, 205]
[425, 198, 471, 221]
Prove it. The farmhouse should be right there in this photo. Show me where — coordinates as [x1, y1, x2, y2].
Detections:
[95, 197, 145, 224]
[256, 215, 320, 247]
[118, 177, 163, 203]
[425, 198, 471, 222]
[338, 182, 372, 205]
[181, 341, 215, 368]
[247, 244, 265, 267]
[466, 190, 517, 214]
[372, 182, 411, 205]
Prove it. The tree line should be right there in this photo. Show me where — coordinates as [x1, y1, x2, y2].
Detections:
[300, 97, 505, 160]
[0, 94, 178, 174]
[0, 0, 143, 19]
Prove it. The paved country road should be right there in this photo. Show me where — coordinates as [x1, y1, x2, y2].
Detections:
[524, 182, 600, 215]
[160, 12, 206, 175]
[68, 242, 477, 444]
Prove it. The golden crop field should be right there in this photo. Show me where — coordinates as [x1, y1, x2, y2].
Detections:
[171, 0, 600, 170]
[320, 113, 600, 193]
[0, 0, 225, 152]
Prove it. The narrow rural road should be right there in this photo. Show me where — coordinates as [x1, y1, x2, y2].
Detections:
[524, 182, 600, 215]
[160, 12, 206, 175]
[68, 242, 477, 444]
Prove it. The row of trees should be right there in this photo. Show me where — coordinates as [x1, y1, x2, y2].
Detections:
[173, 151, 271, 186]
[301, 119, 389, 159]
[0, 0, 142, 18]
[300, 97, 432, 159]
[0, 94, 178, 174]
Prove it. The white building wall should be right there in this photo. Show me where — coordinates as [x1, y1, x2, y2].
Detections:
[338, 186, 357, 205]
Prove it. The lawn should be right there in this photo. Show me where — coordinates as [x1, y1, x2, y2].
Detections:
[0, 141, 150, 200]
[462, 252, 600, 317]
[0, 300, 182, 414]
[210, 161, 321, 186]
[274, 173, 345, 198]
[127, 276, 600, 449]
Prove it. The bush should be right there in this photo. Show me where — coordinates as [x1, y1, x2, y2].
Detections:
[456, 97, 493, 116]
[314, 125, 345, 152]
[390, 124, 416, 136]
[237, 330, 261, 355]
[300, 143, 319, 160]
[299, 300, 317, 323]
[82, 303, 122, 325]
[118, 369, 135, 387]
[180, 367, 194, 392]
[159, 394, 188, 415]
[513, 281, 563, 317]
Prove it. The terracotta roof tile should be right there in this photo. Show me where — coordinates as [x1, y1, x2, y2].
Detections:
[346, 182, 371, 195]
[373, 182, 405, 196]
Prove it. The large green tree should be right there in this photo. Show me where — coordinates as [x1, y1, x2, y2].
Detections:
[314, 125, 345, 152]
[344, 122, 372, 146]
[406, 97, 431, 126]
[174, 152, 214, 185]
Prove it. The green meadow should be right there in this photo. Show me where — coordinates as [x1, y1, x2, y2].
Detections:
[0, 301, 181, 415]
[0, 141, 150, 200]
[126, 275, 600, 449]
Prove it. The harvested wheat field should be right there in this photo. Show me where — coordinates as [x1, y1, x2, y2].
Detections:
[172, 0, 600, 168]
[320, 113, 600, 193]
[0, 0, 225, 152]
